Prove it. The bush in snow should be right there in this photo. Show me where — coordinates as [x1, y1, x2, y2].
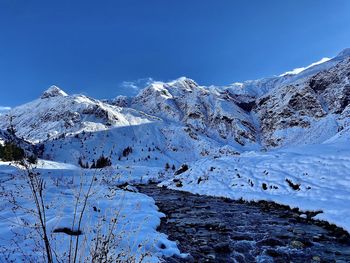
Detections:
[122, 146, 133, 157]
[95, 155, 112, 168]
[285, 178, 301, 191]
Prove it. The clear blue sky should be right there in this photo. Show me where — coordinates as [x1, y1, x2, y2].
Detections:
[1, 0, 350, 107]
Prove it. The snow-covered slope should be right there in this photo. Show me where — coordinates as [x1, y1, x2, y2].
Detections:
[108, 49, 350, 150]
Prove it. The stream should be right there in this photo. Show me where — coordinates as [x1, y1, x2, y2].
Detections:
[137, 184, 350, 263]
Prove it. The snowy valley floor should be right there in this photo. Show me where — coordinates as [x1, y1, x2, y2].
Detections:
[0, 140, 350, 262]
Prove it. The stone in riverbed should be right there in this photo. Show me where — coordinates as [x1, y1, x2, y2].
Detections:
[233, 241, 254, 253]
[198, 245, 212, 254]
[214, 242, 231, 253]
[290, 240, 305, 249]
[257, 237, 285, 247]
[231, 233, 254, 241]
[295, 237, 313, 247]
[265, 248, 289, 259]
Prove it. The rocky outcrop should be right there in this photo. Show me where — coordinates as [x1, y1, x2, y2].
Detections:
[308, 57, 350, 114]
[253, 54, 350, 147]
[255, 85, 326, 146]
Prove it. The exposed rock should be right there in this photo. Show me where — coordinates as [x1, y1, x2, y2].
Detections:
[174, 164, 189, 175]
[255, 84, 326, 147]
[308, 57, 350, 114]
[290, 240, 305, 249]
[109, 95, 130, 107]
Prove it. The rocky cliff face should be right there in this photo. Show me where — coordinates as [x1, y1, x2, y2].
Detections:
[252, 53, 350, 147]
[255, 84, 326, 146]
[308, 57, 350, 114]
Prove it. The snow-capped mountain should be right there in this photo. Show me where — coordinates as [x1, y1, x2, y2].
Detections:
[0, 85, 156, 143]
[1, 49, 350, 153]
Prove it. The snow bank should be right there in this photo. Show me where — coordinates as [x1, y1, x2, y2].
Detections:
[0, 161, 185, 262]
[161, 141, 350, 232]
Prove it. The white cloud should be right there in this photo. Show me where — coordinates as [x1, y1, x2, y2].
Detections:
[118, 77, 154, 95]
[279, 57, 331, 77]
[0, 106, 11, 111]
[0, 106, 11, 110]
[0, 106, 11, 115]
[120, 81, 140, 91]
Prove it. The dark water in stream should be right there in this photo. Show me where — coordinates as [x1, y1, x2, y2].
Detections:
[137, 184, 350, 263]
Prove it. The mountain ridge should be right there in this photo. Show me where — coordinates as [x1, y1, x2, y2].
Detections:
[1, 48, 350, 152]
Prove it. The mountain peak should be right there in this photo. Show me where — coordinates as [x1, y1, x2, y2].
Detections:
[167, 77, 199, 90]
[41, 85, 68, 99]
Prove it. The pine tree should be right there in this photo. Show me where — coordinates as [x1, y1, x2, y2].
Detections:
[0, 142, 24, 161]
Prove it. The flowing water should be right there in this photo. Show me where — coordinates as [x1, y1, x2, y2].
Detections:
[138, 184, 350, 263]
